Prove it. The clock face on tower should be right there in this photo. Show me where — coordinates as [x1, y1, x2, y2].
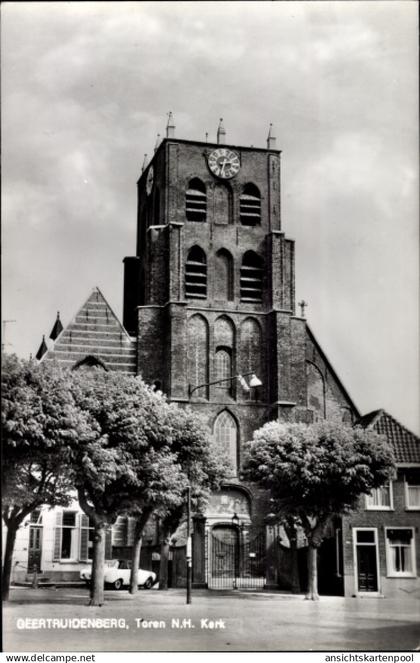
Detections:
[207, 148, 240, 179]
[146, 166, 154, 195]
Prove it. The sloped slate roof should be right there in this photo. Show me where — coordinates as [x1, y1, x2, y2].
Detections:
[41, 287, 137, 374]
[357, 409, 420, 464]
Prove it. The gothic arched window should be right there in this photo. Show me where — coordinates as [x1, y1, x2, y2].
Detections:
[215, 249, 234, 301]
[215, 348, 231, 394]
[240, 318, 262, 400]
[185, 246, 207, 299]
[214, 410, 238, 476]
[187, 314, 209, 399]
[240, 251, 263, 302]
[185, 178, 207, 222]
[239, 183, 261, 226]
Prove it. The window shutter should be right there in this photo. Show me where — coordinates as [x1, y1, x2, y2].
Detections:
[105, 528, 113, 560]
[53, 511, 63, 561]
[79, 514, 89, 561]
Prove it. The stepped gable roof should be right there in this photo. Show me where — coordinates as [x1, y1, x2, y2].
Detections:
[41, 287, 137, 375]
[357, 409, 420, 464]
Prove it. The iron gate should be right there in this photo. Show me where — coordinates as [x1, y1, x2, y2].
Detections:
[209, 526, 265, 590]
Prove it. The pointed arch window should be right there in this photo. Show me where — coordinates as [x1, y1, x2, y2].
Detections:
[185, 246, 207, 299]
[240, 251, 263, 302]
[214, 411, 238, 476]
[215, 249, 234, 301]
[186, 178, 207, 222]
[215, 348, 232, 393]
[240, 183, 261, 226]
[187, 314, 209, 399]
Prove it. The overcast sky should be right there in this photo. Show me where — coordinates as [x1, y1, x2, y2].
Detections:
[2, 1, 419, 433]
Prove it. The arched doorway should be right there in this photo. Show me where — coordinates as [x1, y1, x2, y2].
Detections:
[208, 522, 266, 590]
[210, 525, 239, 589]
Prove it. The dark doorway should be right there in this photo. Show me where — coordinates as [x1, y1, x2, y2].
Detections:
[27, 526, 42, 573]
[355, 529, 378, 592]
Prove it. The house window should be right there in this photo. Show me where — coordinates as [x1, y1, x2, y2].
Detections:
[239, 183, 261, 226]
[185, 178, 207, 222]
[365, 483, 393, 510]
[185, 246, 207, 299]
[214, 410, 238, 476]
[61, 511, 78, 560]
[53, 511, 97, 562]
[79, 514, 95, 561]
[240, 251, 263, 302]
[385, 528, 416, 577]
[406, 483, 420, 510]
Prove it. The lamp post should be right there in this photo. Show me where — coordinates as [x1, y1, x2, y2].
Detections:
[231, 512, 240, 590]
[186, 484, 192, 605]
[186, 370, 262, 602]
[188, 371, 262, 399]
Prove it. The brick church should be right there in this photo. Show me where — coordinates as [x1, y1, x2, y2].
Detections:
[22, 115, 418, 597]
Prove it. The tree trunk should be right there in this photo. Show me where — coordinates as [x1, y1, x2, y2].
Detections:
[129, 534, 143, 595]
[129, 508, 152, 595]
[89, 524, 106, 607]
[158, 527, 171, 591]
[305, 544, 319, 600]
[290, 539, 300, 594]
[283, 521, 300, 594]
[2, 521, 18, 601]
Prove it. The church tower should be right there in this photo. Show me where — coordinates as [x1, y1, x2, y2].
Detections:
[123, 117, 358, 588]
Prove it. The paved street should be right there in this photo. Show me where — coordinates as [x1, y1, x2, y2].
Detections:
[3, 587, 420, 652]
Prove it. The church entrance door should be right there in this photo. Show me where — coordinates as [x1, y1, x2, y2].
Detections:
[209, 525, 265, 590]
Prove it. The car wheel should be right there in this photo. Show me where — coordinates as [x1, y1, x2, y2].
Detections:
[113, 579, 123, 590]
[143, 577, 154, 590]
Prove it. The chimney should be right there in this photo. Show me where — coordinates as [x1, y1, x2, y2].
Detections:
[217, 118, 226, 145]
[266, 123, 277, 149]
[166, 112, 175, 138]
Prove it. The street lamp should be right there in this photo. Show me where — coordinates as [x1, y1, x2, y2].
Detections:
[186, 484, 192, 605]
[186, 371, 262, 601]
[188, 371, 262, 398]
[231, 512, 241, 590]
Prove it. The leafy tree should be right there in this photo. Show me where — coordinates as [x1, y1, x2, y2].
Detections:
[153, 406, 229, 591]
[243, 420, 395, 600]
[1, 355, 82, 600]
[128, 406, 228, 593]
[68, 368, 174, 606]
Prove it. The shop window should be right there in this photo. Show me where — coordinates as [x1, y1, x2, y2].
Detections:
[385, 528, 416, 577]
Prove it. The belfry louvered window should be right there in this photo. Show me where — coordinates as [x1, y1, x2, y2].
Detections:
[185, 246, 207, 299]
[186, 178, 207, 222]
[239, 184, 261, 226]
[240, 251, 263, 302]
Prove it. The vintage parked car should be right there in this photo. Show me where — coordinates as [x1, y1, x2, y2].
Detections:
[80, 559, 157, 590]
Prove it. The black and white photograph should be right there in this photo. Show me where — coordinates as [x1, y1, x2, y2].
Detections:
[2, 0, 419, 656]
